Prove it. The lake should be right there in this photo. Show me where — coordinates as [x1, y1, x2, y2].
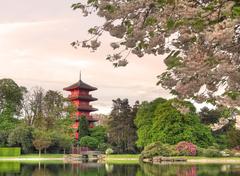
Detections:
[0, 161, 240, 176]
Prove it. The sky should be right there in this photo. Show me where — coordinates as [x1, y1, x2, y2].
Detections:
[0, 0, 172, 114]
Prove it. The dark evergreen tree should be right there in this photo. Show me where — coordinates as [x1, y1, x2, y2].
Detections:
[78, 116, 89, 141]
[199, 107, 221, 125]
[226, 128, 240, 148]
[108, 98, 138, 153]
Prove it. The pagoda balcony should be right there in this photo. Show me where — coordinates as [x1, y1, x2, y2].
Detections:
[68, 94, 98, 101]
[77, 105, 98, 112]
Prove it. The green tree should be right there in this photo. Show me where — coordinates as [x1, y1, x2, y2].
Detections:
[78, 116, 89, 141]
[199, 107, 221, 125]
[226, 128, 240, 148]
[43, 90, 64, 129]
[8, 124, 33, 153]
[58, 134, 73, 154]
[79, 136, 98, 149]
[0, 116, 19, 147]
[32, 130, 52, 156]
[0, 79, 23, 146]
[90, 126, 107, 144]
[22, 87, 45, 127]
[135, 98, 166, 147]
[108, 98, 138, 153]
[0, 78, 24, 117]
[151, 99, 214, 147]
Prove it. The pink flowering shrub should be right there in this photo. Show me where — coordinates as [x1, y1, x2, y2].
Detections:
[233, 146, 240, 151]
[176, 141, 197, 156]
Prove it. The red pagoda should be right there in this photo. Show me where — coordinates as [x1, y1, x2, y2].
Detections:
[63, 74, 98, 140]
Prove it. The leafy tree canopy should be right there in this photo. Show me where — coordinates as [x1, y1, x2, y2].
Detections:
[135, 98, 166, 147]
[0, 78, 24, 117]
[79, 136, 99, 149]
[89, 125, 107, 144]
[72, 0, 240, 108]
[136, 98, 214, 147]
[108, 98, 138, 153]
[8, 124, 34, 153]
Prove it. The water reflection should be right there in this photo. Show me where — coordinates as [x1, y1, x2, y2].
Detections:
[0, 161, 240, 176]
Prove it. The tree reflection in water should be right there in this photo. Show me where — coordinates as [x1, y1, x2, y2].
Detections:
[1, 161, 240, 176]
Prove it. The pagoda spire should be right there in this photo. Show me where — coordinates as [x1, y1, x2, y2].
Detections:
[79, 70, 82, 81]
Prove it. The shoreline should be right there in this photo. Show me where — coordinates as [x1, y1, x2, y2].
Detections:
[1, 156, 240, 164]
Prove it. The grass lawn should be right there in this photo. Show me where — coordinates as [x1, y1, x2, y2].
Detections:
[104, 154, 140, 164]
[19, 154, 64, 158]
[0, 154, 64, 159]
[106, 154, 140, 159]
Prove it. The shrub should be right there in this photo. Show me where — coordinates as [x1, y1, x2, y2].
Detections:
[79, 136, 98, 149]
[197, 147, 221, 157]
[140, 142, 177, 159]
[176, 141, 197, 156]
[105, 148, 114, 155]
[0, 148, 21, 157]
[197, 147, 204, 156]
[203, 148, 221, 157]
[98, 143, 108, 152]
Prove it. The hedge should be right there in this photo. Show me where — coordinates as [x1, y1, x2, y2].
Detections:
[0, 148, 21, 157]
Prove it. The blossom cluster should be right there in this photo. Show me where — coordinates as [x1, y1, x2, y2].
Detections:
[176, 141, 197, 156]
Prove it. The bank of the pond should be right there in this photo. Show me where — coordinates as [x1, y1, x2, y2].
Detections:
[1, 154, 240, 164]
[105, 155, 240, 164]
[186, 157, 240, 163]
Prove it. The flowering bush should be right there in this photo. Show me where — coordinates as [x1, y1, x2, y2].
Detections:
[176, 141, 197, 156]
[233, 146, 240, 151]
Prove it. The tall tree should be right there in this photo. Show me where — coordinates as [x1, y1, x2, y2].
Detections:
[108, 98, 138, 153]
[226, 128, 240, 148]
[78, 116, 90, 141]
[43, 90, 64, 129]
[0, 79, 23, 146]
[22, 87, 45, 127]
[22, 88, 65, 129]
[199, 107, 221, 125]
[0, 78, 24, 117]
[135, 98, 166, 147]
[72, 0, 240, 108]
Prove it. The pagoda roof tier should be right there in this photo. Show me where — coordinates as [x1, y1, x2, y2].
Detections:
[87, 117, 98, 122]
[77, 106, 98, 112]
[64, 80, 97, 91]
[69, 95, 98, 101]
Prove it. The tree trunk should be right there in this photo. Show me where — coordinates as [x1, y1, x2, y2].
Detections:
[63, 149, 66, 155]
[44, 148, 46, 154]
[39, 149, 41, 157]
